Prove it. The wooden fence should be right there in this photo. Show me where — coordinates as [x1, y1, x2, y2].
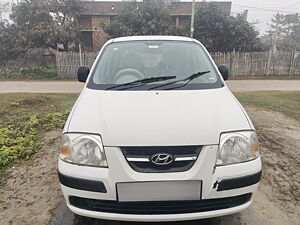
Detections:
[56, 52, 98, 78]
[56, 51, 300, 78]
[210, 51, 300, 77]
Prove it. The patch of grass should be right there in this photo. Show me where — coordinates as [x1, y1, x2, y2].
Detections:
[0, 94, 77, 126]
[235, 91, 300, 121]
[0, 65, 58, 80]
[0, 94, 78, 186]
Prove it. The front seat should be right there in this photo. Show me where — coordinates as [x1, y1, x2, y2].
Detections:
[160, 50, 183, 77]
[113, 53, 144, 83]
[119, 53, 144, 72]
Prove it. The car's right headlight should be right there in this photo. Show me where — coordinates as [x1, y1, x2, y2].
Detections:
[216, 131, 259, 166]
[59, 133, 108, 167]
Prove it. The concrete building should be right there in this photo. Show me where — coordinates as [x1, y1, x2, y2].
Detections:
[78, 1, 232, 51]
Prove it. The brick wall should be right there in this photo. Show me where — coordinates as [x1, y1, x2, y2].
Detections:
[178, 16, 190, 27]
[79, 16, 92, 30]
[91, 16, 110, 51]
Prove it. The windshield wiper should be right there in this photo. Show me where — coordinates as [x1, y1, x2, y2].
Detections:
[148, 71, 210, 90]
[105, 76, 176, 90]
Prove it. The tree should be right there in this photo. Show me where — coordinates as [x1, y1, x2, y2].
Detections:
[290, 24, 300, 47]
[0, 1, 10, 11]
[193, 4, 264, 52]
[0, 22, 25, 61]
[268, 13, 300, 50]
[8, 0, 80, 52]
[104, 1, 189, 38]
[270, 13, 299, 36]
[0, 1, 10, 22]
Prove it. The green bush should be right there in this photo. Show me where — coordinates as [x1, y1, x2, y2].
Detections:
[40, 112, 69, 131]
[0, 111, 69, 167]
[0, 64, 57, 80]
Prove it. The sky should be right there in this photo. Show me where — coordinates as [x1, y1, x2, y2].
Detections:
[1, 0, 300, 35]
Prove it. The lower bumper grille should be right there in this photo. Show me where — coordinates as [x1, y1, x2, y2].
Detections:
[69, 193, 252, 215]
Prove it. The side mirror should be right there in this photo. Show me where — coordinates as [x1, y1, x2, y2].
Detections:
[77, 66, 90, 83]
[218, 64, 229, 81]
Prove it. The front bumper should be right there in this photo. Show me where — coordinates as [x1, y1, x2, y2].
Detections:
[67, 195, 253, 222]
[58, 145, 261, 221]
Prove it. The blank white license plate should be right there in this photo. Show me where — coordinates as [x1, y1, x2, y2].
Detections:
[116, 181, 202, 202]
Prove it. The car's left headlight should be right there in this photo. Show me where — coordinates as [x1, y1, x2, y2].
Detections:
[59, 133, 108, 167]
[216, 131, 259, 166]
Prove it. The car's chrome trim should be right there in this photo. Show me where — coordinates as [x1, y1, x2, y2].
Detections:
[174, 156, 197, 161]
[127, 156, 197, 162]
[127, 158, 150, 162]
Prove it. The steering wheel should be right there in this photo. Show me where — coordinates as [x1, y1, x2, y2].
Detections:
[113, 68, 144, 83]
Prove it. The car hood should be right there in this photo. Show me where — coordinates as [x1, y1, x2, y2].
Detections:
[66, 87, 251, 146]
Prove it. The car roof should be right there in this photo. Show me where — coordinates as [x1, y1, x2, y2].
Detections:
[111, 35, 196, 43]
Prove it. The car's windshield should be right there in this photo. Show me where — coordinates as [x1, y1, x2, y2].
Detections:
[88, 40, 223, 90]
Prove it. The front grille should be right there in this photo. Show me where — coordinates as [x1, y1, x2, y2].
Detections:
[121, 146, 202, 173]
[69, 193, 252, 215]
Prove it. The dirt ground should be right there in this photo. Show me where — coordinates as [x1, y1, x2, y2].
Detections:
[0, 130, 63, 225]
[0, 106, 299, 225]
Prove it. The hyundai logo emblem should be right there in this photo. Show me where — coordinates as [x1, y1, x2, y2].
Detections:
[151, 153, 174, 165]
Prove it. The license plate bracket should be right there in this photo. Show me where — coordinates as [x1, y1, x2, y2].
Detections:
[116, 180, 202, 202]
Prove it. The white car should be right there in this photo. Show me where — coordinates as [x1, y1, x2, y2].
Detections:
[58, 36, 262, 222]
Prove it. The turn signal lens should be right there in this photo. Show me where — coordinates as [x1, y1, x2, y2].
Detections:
[60, 146, 71, 160]
[60, 146, 70, 154]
